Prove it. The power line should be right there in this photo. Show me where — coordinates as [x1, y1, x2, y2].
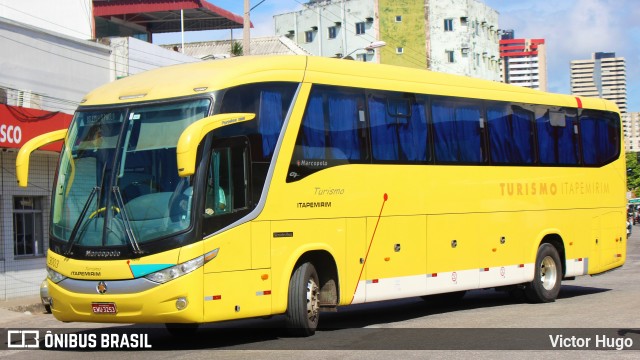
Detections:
[0, 2, 90, 38]
[0, 84, 80, 113]
[1, 31, 197, 79]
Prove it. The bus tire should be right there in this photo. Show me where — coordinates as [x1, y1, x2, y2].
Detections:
[525, 243, 562, 303]
[285, 262, 320, 337]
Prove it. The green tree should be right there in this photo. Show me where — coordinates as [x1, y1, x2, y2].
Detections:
[231, 41, 243, 57]
[626, 152, 640, 193]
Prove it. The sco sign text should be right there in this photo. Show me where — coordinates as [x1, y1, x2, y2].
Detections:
[0, 124, 22, 144]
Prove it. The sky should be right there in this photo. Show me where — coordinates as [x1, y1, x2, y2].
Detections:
[154, 0, 640, 112]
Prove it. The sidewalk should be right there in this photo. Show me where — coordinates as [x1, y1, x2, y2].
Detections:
[0, 295, 46, 319]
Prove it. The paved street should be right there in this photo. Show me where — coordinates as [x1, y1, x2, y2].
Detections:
[1, 226, 639, 359]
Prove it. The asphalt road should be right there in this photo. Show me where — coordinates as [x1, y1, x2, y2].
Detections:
[2, 226, 639, 359]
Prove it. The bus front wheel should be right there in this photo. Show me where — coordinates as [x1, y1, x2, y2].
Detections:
[285, 262, 320, 337]
[525, 243, 562, 303]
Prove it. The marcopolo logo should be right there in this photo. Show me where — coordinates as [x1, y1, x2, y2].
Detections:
[7, 330, 39, 348]
[4, 329, 153, 350]
[0, 124, 22, 145]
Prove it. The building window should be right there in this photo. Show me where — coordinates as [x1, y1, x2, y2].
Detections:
[13, 196, 44, 257]
[356, 22, 366, 35]
[446, 50, 455, 63]
[396, 47, 404, 54]
[328, 26, 337, 39]
[305, 30, 313, 43]
[444, 19, 454, 31]
[395, 15, 402, 22]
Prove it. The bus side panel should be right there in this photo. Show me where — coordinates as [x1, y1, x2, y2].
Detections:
[475, 212, 528, 288]
[270, 218, 345, 315]
[251, 221, 271, 269]
[202, 269, 272, 322]
[343, 217, 366, 305]
[589, 210, 626, 274]
[363, 215, 427, 302]
[203, 224, 251, 272]
[426, 214, 480, 294]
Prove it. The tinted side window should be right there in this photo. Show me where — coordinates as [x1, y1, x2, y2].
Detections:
[536, 108, 579, 165]
[288, 85, 368, 181]
[298, 86, 367, 161]
[368, 93, 428, 163]
[431, 99, 484, 164]
[580, 110, 620, 166]
[201, 138, 250, 236]
[219, 83, 297, 161]
[487, 103, 535, 164]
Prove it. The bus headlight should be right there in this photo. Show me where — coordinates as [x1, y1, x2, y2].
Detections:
[144, 255, 204, 284]
[47, 267, 67, 284]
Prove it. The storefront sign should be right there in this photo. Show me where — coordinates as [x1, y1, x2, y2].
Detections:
[0, 105, 72, 151]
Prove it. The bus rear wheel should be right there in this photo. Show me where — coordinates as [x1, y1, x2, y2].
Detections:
[525, 243, 562, 303]
[285, 262, 320, 337]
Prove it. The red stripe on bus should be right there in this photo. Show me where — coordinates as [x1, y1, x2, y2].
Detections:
[351, 193, 388, 303]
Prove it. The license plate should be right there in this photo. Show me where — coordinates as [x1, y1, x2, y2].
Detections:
[91, 302, 117, 314]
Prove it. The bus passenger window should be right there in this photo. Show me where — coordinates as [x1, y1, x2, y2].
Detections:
[431, 99, 483, 163]
[580, 111, 620, 166]
[537, 108, 579, 165]
[486, 104, 534, 164]
[298, 86, 367, 161]
[368, 93, 428, 162]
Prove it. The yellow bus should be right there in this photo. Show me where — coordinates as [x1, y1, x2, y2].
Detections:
[17, 56, 626, 336]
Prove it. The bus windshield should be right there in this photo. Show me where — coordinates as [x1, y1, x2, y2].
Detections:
[51, 99, 210, 255]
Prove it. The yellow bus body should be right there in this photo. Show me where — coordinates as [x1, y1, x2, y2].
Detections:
[38, 56, 625, 325]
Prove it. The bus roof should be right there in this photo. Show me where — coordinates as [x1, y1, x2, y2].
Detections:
[81, 55, 619, 113]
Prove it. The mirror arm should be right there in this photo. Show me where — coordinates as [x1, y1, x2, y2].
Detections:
[16, 129, 68, 187]
[176, 113, 255, 177]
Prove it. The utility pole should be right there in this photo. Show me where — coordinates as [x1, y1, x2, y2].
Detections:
[243, 0, 250, 56]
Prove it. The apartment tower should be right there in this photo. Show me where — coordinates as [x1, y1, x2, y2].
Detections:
[570, 52, 627, 114]
[499, 30, 547, 91]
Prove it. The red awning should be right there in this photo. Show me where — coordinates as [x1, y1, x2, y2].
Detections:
[93, 0, 250, 34]
[0, 105, 72, 152]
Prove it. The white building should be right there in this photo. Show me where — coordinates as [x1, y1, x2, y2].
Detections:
[571, 52, 627, 115]
[274, 0, 378, 62]
[273, 0, 500, 81]
[427, 0, 500, 81]
[0, 0, 93, 40]
[625, 112, 640, 152]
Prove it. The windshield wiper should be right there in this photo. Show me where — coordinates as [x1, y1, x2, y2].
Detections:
[64, 186, 99, 255]
[112, 186, 144, 255]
